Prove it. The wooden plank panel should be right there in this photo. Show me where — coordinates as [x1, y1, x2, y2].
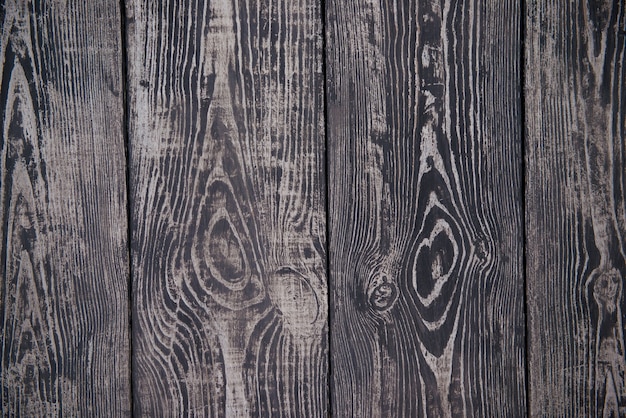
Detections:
[126, 0, 327, 415]
[326, 0, 525, 416]
[0, 0, 130, 415]
[526, 1, 626, 416]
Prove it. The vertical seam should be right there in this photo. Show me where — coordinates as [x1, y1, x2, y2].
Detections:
[118, 0, 134, 415]
[320, 0, 332, 415]
[520, 0, 530, 415]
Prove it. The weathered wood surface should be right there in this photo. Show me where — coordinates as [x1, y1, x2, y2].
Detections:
[126, 0, 327, 415]
[326, 0, 526, 416]
[4, 0, 625, 414]
[0, 0, 131, 416]
[525, 0, 626, 416]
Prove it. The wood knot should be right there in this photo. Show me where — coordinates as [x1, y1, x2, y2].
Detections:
[268, 267, 320, 334]
[473, 237, 488, 263]
[191, 180, 264, 310]
[412, 218, 459, 306]
[593, 268, 622, 313]
[368, 274, 398, 311]
[203, 207, 248, 290]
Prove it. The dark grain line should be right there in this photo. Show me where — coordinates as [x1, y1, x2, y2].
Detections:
[321, 0, 333, 415]
[119, 0, 134, 414]
[520, 0, 531, 413]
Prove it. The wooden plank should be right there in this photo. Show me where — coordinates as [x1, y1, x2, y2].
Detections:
[0, 0, 131, 415]
[126, 0, 327, 415]
[326, 0, 525, 416]
[525, 1, 626, 416]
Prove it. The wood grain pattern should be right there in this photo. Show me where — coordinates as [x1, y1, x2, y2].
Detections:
[326, 0, 525, 415]
[126, 0, 327, 415]
[0, 0, 130, 415]
[526, 0, 626, 416]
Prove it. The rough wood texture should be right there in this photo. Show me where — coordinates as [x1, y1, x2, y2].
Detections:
[0, 0, 130, 415]
[526, 0, 626, 416]
[126, 0, 327, 415]
[326, 0, 525, 416]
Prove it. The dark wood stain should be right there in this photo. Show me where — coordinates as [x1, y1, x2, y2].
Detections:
[0, 0, 624, 416]
[526, 0, 626, 416]
[1, 0, 131, 415]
